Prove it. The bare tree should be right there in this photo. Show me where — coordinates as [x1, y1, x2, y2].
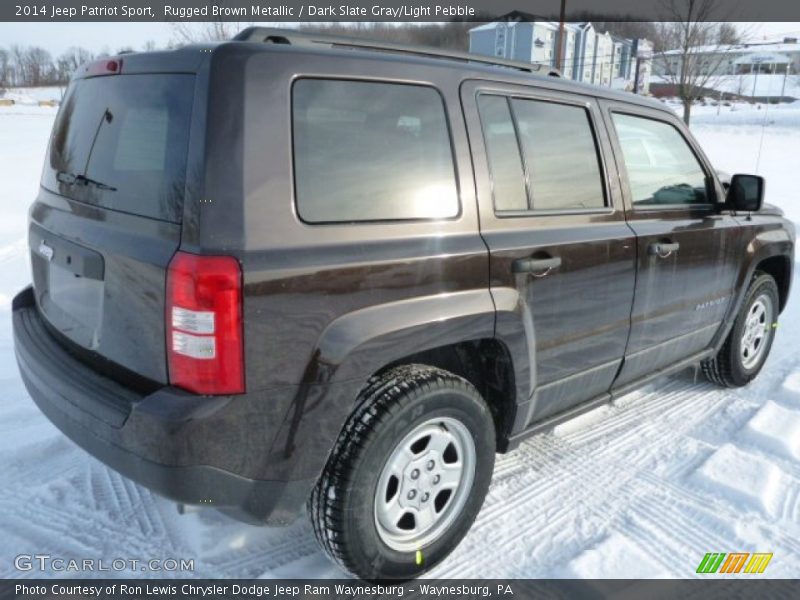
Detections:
[11, 45, 55, 86]
[0, 48, 11, 88]
[28, 47, 54, 85]
[297, 22, 474, 51]
[653, 0, 742, 125]
[55, 47, 93, 84]
[594, 22, 660, 45]
[10, 45, 26, 85]
[167, 21, 475, 51]
[716, 22, 740, 45]
[169, 21, 250, 44]
[729, 68, 753, 101]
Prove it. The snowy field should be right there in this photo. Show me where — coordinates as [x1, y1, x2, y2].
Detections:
[652, 73, 800, 101]
[0, 86, 66, 105]
[1, 94, 799, 579]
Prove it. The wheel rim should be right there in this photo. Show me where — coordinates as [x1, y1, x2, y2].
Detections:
[373, 416, 476, 552]
[740, 294, 773, 370]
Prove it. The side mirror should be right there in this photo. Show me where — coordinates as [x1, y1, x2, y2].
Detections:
[727, 174, 765, 212]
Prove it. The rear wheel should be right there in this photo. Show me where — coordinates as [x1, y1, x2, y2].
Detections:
[308, 365, 495, 580]
[702, 272, 779, 387]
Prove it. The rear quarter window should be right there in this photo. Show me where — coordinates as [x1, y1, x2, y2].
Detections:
[292, 79, 459, 223]
[47, 74, 195, 223]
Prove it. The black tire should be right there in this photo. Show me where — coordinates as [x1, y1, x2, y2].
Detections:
[308, 364, 495, 581]
[702, 272, 779, 388]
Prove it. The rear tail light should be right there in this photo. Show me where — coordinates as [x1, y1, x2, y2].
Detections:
[166, 251, 244, 395]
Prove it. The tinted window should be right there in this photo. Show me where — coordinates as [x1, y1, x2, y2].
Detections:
[512, 99, 605, 211]
[477, 95, 528, 211]
[293, 79, 458, 222]
[47, 74, 195, 223]
[613, 113, 710, 206]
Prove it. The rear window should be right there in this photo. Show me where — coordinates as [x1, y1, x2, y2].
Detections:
[46, 74, 195, 223]
[292, 79, 459, 223]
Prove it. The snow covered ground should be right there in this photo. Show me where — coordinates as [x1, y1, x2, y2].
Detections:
[652, 73, 800, 101]
[0, 94, 799, 579]
[0, 86, 65, 105]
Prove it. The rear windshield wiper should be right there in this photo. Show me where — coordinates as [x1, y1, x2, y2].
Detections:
[57, 171, 117, 192]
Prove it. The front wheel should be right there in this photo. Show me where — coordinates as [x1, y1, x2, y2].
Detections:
[702, 272, 779, 387]
[308, 365, 495, 580]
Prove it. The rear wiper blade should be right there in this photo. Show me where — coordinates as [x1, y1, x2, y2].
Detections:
[76, 174, 117, 191]
[56, 171, 117, 192]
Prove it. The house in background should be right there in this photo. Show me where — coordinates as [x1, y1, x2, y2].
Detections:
[469, 19, 651, 92]
[650, 38, 799, 101]
[653, 38, 800, 79]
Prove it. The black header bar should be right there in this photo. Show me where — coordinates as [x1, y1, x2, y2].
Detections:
[3, 0, 800, 22]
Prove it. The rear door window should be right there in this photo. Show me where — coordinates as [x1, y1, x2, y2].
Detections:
[47, 74, 195, 223]
[511, 98, 606, 211]
[477, 94, 606, 213]
[292, 79, 459, 223]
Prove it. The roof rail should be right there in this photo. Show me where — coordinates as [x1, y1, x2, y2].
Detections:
[232, 27, 561, 78]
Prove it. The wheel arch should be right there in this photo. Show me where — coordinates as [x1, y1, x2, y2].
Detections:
[712, 229, 793, 353]
[755, 254, 792, 312]
[309, 289, 496, 384]
[378, 338, 518, 452]
[306, 288, 532, 453]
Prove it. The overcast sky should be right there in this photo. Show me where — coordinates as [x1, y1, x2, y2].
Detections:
[0, 21, 798, 56]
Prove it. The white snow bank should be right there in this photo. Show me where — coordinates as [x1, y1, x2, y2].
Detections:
[652, 74, 800, 100]
[0, 86, 65, 105]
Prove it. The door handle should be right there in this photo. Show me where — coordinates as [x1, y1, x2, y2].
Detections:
[648, 241, 680, 258]
[511, 256, 562, 277]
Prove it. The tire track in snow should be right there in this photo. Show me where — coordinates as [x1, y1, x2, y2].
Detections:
[0, 494, 113, 565]
[440, 429, 654, 576]
[617, 473, 750, 566]
[640, 451, 800, 557]
[437, 366, 792, 577]
[0, 436, 80, 488]
[202, 524, 321, 578]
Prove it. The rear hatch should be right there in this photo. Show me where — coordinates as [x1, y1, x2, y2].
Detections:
[31, 59, 199, 385]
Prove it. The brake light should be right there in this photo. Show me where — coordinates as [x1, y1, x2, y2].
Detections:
[166, 251, 244, 395]
[82, 58, 123, 77]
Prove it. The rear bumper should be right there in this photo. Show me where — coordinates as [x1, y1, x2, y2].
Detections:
[12, 286, 315, 525]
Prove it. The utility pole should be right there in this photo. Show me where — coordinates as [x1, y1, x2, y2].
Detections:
[556, 0, 566, 71]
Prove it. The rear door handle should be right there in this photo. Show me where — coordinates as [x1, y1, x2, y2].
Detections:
[511, 256, 562, 277]
[648, 242, 680, 258]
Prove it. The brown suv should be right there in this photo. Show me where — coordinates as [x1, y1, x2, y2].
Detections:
[12, 28, 795, 580]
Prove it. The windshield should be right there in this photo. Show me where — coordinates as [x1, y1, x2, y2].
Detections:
[45, 74, 195, 223]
